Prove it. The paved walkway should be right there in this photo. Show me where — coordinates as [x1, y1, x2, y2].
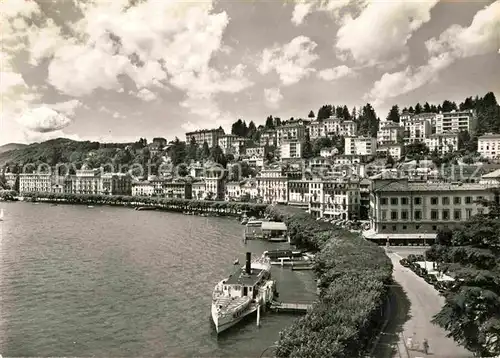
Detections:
[389, 251, 472, 358]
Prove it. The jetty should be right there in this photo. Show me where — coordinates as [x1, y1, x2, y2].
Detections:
[269, 301, 313, 313]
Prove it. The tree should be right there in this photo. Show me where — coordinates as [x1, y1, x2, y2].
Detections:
[308, 110, 315, 118]
[312, 137, 333, 156]
[265, 115, 274, 129]
[428, 202, 500, 356]
[302, 131, 313, 159]
[335, 106, 343, 118]
[408, 106, 414, 113]
[405, 141, 430, 160]
[424, 102, 432, 112]
[358, 103, 379, 137]
[247, 121, 257, 139]
[342, 105, 351, 121]
[168, 137, 187, 166]
[201, 141, 210, 160]
[187, 136, 198, 161]
[414, 103, 423, 114]
[210, 145, 227, 167]
[386, 105, 400, 123]
[231, 119, 247, 137]
[386, 155, 395, 167]
[442, 100, 457, 112]
[317, 105, 333, 120]
[351, 107, 357, 121]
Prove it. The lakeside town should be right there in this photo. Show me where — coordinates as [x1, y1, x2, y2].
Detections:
[2, 93, 500, 357]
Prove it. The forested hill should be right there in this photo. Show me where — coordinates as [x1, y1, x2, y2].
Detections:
[0, 143, 27, 154]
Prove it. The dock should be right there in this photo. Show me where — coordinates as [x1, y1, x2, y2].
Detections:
[269, 301, 313, 313]
[291, 265, 314, 271]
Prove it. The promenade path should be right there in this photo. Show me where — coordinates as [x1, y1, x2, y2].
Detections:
[388, 250, 472, 358]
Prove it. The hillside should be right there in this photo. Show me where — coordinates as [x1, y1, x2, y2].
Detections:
[0, 143, 27, 154]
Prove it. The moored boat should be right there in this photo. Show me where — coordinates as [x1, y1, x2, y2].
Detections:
[211, 252, 276, 334]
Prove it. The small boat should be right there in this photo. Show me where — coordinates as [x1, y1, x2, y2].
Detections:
[233, 259, 239, 265]
[135, 206, 157, 211]
[87, 205, 94, 208]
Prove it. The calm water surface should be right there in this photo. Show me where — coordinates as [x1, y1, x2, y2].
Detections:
[0, 202, 316, 357]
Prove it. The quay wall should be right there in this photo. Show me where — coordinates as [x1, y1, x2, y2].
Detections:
[266, 205, 393, 358]
[19, 192, 267, 217]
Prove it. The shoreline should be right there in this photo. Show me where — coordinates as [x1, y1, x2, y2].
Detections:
[15, 192, 267, 218]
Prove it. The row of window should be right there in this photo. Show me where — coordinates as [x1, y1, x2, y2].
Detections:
[381, 224, 440, 231]
[380, 208, 482, 221]
[380, 195, 482, 206]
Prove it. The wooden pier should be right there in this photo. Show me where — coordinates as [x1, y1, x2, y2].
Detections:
[269, 301, 313, 313]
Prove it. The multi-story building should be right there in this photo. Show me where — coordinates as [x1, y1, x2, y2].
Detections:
[323, 117, 357, 137]
[19, 173, 52, 194]
[73, 168, 102, 195]
[192, 181, 206, 200]
[376, 144, 404, 160]
[435, 110, 475, 134]
[245, 145, 268, 158]
[185, 127, 225, 147]
[478, 133, 500, 159]
[101, 173, 132, 195]
[131, 181, 155, 196]
[204, 168, 226, 200]
[345, 136, 377, 156]
[276, 122, 306, 146]
[403, 117, 431, 144]
[225, 181, 242, 201]
[365, 177, 497, 244]
[256, 167, 288, 204]
[280, 140, 302, 159]
[425, 132, 459, 155]
[218, 134, 241, 155]
[377, 122, 404, 145]
[163, 181, 192, 199]
[259, 130, 277, 147]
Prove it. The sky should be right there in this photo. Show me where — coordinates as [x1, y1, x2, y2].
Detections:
[1, 0, 500, 146]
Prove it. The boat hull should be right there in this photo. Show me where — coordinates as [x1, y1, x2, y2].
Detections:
[211, 302, 257, 334]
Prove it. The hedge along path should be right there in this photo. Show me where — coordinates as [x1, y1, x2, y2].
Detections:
[265, 205, 393, 358]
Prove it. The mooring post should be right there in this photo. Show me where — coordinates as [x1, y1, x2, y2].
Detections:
[257, 304, 261, 326]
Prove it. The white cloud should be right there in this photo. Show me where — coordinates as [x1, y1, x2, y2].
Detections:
[317, 65, 355, 81]
[292, 3, 314, 26]
[17, 106, 73, 133]
[49, 100, 82, 117]
[367, 1, 500, 105]
[258, 36, 319, 85]
[336, 1, 439, 66]
[291, 0, 355, 26]
[137, 88, 157, 102]
[264, 88, 283, 108]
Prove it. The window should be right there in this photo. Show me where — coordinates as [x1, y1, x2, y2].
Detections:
[391, 211, 398, 220]
[401, 197, 408, 205]
[431, 210, 438, 220]
[382, 225, 387, 230]
[432, 225, 437, 231]
[381, 210, 387, 220]
[401, 210, 408, 220]
[442, 197, 450, 205]
[416, 225, 421, 230]
[414, 197, 422, 205]
[431, 197, 438, 205]
[381, 198, 388, 205]
[392, 225, 397, 231]
[414, 210, 422, 220]
[465, 196, 472, 204]
[454, 197, 461, 205]
[454, 209, 461, 220]
[478, 208, 484, 215]
[466, 209, 472, 219]
[477, 196, 483, 201]
[390, 198, 398, 205]
[403, 225, 407, 230]
[442, 209, 450, 220]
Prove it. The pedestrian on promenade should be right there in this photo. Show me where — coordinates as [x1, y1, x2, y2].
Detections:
[407, 336, 413, 349]
[423, 338, 429, 354]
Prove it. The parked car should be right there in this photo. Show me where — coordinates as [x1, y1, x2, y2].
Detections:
[399, 258, 410, 267]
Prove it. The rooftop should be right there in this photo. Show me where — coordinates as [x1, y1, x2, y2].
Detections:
[373, 179, 496, 192]
[261, 221, 287, 231]
[225, 267, 265, 286]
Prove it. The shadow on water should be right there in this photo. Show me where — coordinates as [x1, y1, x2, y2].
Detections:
[372, 280, 412, 358]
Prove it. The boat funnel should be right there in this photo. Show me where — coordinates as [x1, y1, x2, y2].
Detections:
[246, 252, 251, 275]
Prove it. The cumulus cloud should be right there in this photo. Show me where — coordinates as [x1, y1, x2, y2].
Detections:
[291, 0, 354, 25]
[264, 88, 283, 108]
[49, 100, 82, 117]
[366, 1, 500, 105]
[336, 1, 439, 66]
[4, 0, 253, 126]
[137, 88, 157, 102]
[258, 36, 319, 85]
[17, 106, 73, 133]
[317, 65, 355, 81]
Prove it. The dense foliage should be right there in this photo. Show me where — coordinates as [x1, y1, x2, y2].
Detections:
[20, 192, 267, 216]
[265, 205, 393, 357]
[426, 197, 500, 357]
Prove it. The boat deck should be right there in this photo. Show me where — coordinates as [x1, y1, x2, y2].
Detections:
[214, 297, 250, 315]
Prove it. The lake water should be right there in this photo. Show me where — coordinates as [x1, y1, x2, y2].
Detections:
[0, 202, 316, 357]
